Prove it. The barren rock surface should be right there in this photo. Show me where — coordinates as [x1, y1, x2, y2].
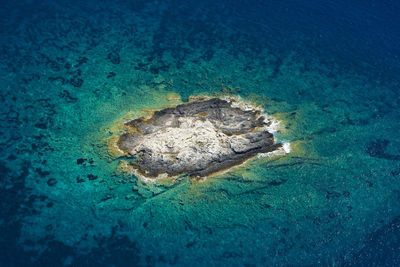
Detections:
[117, 98, 282, 179]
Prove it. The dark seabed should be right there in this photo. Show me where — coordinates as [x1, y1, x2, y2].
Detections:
[1, 0, 400, 266]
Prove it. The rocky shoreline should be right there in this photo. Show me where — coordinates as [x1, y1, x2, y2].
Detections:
[116, 98, 282, 179]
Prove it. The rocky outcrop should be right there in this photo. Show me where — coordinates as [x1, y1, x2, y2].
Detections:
[117, 98, 282, 179]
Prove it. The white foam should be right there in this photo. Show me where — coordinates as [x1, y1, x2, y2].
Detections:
[258, 142, 291, 158]
[221, 95, 263, 112]
[283, 142, 291, 153]
[263, 117, 281, 133]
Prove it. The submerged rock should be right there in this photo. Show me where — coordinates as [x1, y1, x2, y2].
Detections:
[107, 51, 120, 64]
[116, 98, 283, 180]
[47, 178, 57, 186]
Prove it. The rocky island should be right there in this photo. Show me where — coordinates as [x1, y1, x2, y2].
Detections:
[115, 97, 284, 180]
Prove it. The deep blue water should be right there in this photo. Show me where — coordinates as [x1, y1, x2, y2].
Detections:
[1, 0, 400, 266]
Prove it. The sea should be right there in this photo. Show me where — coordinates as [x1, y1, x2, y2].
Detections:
[1, 0, 400, 266]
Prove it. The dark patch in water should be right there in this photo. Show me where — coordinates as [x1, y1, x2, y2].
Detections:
[76, 158, 87, 165]
[344, 215, 400, 266]
[326, 191, 341, 199]
[46, 178, 57, 186]
[87, 174, 98, 181]
[268, 178, 287, 186]
[59, 89, 78, 103]
[107, 51, 120, 64]
[69, 77, 84, 88]
[366, 139, 400, 160]
[107, 72, 116, 78]
[36, 168, 50, 177]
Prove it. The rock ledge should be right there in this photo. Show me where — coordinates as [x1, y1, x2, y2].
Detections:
[116, 98, 282, 180]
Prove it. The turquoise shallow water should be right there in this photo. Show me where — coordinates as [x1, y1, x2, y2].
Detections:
[1, 0, 400, 266]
